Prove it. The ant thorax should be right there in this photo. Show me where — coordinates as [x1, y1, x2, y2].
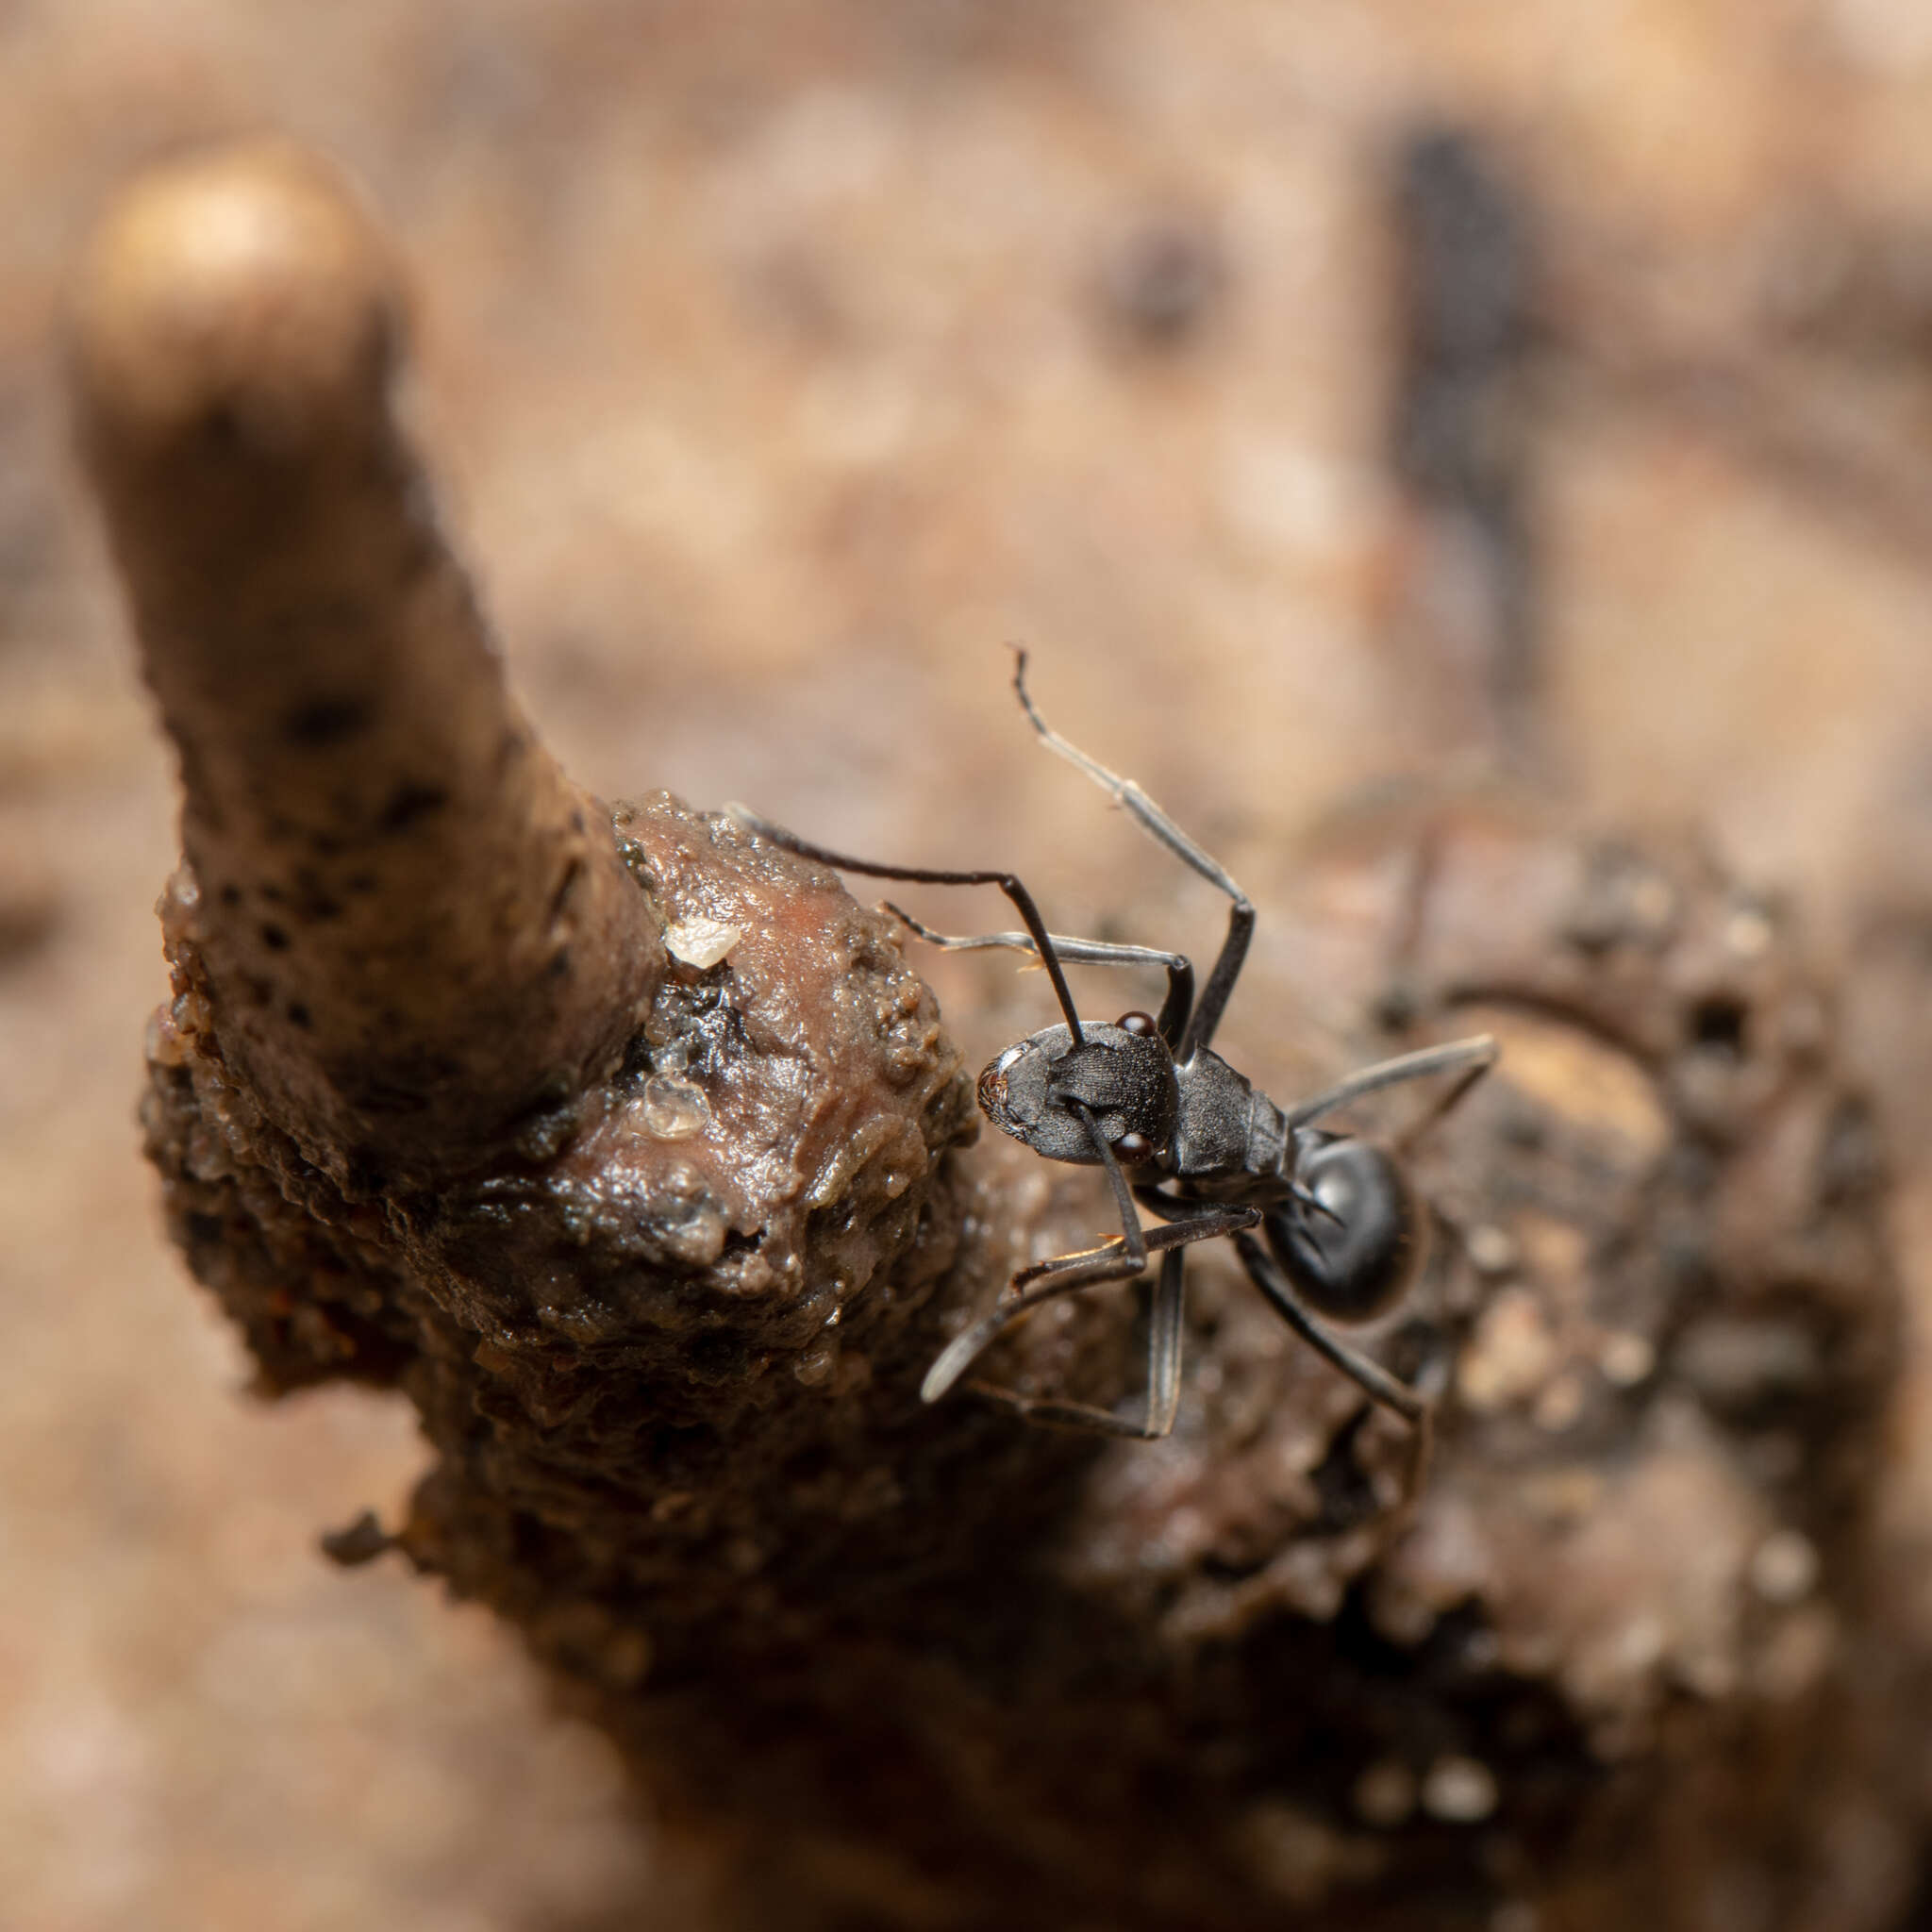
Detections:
[1172, 1046, 1288, 1186]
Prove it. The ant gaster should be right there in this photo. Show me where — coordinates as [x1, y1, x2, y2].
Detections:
[731, 654, 1494, 1495]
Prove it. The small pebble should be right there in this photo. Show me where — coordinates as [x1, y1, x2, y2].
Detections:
[1421, 1755, 1499, 1824]
[1598, 1330, 1656, 1388]
[665, 914, 741, 969]
[1533, 1372, 1585, 1432]
[793, 1342, 838, 1388]
[1465, 1223, 1518, 1276]
[1749, 1528, 1820, 1605]
[1458, 1288, 1556, 1411]
[1724, 905, 1774, 958]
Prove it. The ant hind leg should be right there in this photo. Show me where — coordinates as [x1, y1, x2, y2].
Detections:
[1231, 1228, 1435, 1510]
[883, 908, 1195, 1051]
[1286, 1035, 1497, 1136]
[726, 803, 1092, 1043]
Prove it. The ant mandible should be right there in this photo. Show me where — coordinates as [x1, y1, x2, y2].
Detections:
[732, 654, 1494, 1493]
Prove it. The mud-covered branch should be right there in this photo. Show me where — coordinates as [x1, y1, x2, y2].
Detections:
[77, 142, 1918, 1932]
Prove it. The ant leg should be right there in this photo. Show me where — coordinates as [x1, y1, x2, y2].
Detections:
[1009, 651, 1254, 1059]
[884, 906, 1195, 1053]
[726, 804, 1091, 1045]
[1230, 1230, 1425, 1425]
[1392, 1041, 1496, 1158]
[1286, 1035, 1497, 1132]
[964, 1247, 1190, 1439]
[1007, 1200, 1261, 1297]
[1005, 1091, 1246, 1310]
[1231, 1229, 1434, 1505]
[922, 1206, 1260, 1404]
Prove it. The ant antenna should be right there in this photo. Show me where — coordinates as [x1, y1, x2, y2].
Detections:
[724, 805, 1089, 1046]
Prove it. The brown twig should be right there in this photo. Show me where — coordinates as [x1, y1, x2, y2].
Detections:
[69, 139, 660, 1183]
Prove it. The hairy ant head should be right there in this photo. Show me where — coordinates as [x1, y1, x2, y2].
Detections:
[978, 1021, 1177, 1167]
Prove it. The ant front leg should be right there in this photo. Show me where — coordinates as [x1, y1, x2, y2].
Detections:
[922, 1201, 1260, 1404]
[958, 1151, 1254, 1438]
[726, 804, 1094, 1044]
[1285, 1035, 1497, 1135]
[883, 908, 1195, 1055]
[963, 1247, 1192, 1440]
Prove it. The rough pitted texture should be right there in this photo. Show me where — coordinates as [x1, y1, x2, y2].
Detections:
[142, 786, 1907, 1932]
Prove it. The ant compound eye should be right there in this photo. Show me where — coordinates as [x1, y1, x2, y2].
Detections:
[1114, 1131, 1155, 1161]
[1117, 1010, 1158, 1038]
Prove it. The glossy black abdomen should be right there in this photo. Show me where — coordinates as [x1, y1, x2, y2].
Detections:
[1264, 1134, 1424, 1324]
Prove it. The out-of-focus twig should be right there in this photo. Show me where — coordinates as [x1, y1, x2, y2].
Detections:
[69, 141, 661, 1183]
[1386, 128, 1542, 778]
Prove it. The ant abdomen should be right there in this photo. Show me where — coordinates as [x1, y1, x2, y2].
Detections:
[1267, 1136, 1424, 1325]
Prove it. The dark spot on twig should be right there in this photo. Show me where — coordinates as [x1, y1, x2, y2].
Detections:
[377, 779, 450, 833]
[284, 695, 373, 747]
[197, 400, 244, 453]
[1099, 214, 1227, 349]
[320, 1509, 391, 1566]
[287, 1001, 311, 1029]
[259, 922, 289, 952]
[549, 857, 584, 926]
[291, 870, 342, 923]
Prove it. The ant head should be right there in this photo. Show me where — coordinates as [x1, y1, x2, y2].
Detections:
[977, 1014, 1178, 1167]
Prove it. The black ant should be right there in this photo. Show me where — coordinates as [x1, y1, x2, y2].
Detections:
[731, 655, 1493, 1493]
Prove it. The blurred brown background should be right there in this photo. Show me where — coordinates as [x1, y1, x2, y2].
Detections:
[9, 2, 1932, 1925]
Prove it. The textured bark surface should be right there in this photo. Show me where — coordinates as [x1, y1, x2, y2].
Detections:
[133, 566, 1907, 1931]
